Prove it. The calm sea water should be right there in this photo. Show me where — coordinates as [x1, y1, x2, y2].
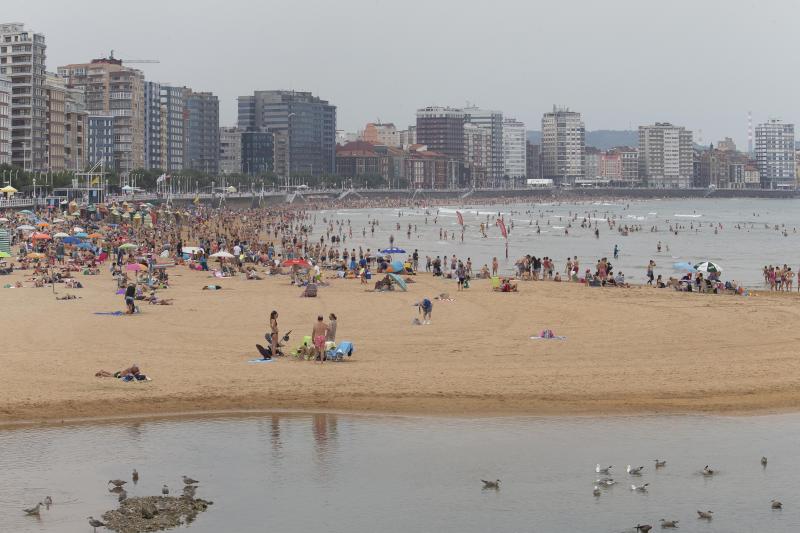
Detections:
[319, 198, 800, 287]
[2, 412, 798, 532]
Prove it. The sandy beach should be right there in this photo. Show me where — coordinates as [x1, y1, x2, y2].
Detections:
[2, 266, 800, 424]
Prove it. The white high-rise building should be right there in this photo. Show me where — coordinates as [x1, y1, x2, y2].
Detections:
[219, 126, 242, 174]
[638, 122, 693, 188]
[463, 106, 504, 186]
[0, 23, 47, 171]
[0, 74, 10, 164]
[463, 122, 491, 188]
[541, 106, 585, 185]
[755, 119, 795, 189]
[502, 117, 526, 187]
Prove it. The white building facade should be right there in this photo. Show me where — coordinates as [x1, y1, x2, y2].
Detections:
[541, 106, 585, 185]
[0, 74, 10, 164]
[502, 117, 526, 187]
[219, 126, 242, 174]
[755, 119, 795, 189]
[638, 122, 693, 188]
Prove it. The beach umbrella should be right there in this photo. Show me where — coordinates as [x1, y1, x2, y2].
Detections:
[182, 246, 203, 255]
[36, 221, 49, 227]
[380, 248, 406, 254]
[118, 243, 138, 250]
[0, 185, 18, 194]
[74, 232, 89, 238]
[387, 260, 405, 273]
[16, 225, 35, 231]
[282, 258, 310, 267]
[53, 232, 70, 238]
[52, 218, 65, 223]
[126, 263, 145, 271]
[88, 232, 103, 239]
[31, 232, 51, 240]
[62, 236, 81, 245]
[18, 209, 33, 215]
[27, 252, 46, 259]
[210, 251, 235, 259]
[388, 273, 408, 291]
[72, 226, 84, 233]
[77, 242, 94, 250]
[694, 261, 723, 274]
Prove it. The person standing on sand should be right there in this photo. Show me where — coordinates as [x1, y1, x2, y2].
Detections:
[327, 313, 338, 342]
[492, 257, 499, 276]
[312, 316, 329, 363]
[269, 310, 279, 357]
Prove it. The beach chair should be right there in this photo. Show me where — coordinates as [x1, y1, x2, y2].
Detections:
[491, 276, 500, 291]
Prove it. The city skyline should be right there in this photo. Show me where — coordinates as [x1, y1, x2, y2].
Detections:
[6, 0, 800, 147]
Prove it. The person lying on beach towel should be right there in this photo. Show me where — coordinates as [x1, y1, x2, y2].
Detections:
[56, 294, 80, 300]
[530, 329, 566, 340]
[95, 364, 149, 381]
[202, 284, 223, 290]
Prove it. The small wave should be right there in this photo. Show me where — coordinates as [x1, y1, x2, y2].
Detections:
[674, 213, 702, 218]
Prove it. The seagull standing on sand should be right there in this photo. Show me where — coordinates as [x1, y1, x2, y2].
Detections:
[481, 479, 500, 489]
[631, 483, 649, 492]
[23, 503, 42, 516]
[697, 510, 713, 520]
[659, 519, 679, 528]
[761, 457, 768, 467]
[596, 464, 613, 474]
[593, 485, 601, 497]
[108, 479, 127, 488]
[627, 465, 644, 475]
[702, 466, 715, 476]
[182, 475, 199, 485]
[162, 484, 169, 495]
[88, 516, 106, 531]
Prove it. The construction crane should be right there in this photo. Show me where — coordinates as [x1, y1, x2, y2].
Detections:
[108, 50, 160, 65]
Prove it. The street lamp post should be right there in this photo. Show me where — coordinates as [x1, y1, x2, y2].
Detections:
[286, 112, 296, 191]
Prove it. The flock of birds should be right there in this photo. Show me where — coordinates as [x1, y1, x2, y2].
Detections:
[22, 468, 202, 531]
[481, 456, 781, 531]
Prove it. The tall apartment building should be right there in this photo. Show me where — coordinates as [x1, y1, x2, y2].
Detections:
[237, 90, 336, 177]
[541, 106, 585, 185]
[87, 115, 115, 169]
[502, 118, 526, 187]
[619, 147, 639, 184]
[44, 72, 66, 171]
[464, 106, 504, 185]
[184, 90, 219, 174]
[584, 147, 602, 180]
[416, 106, 464, 187]
[143, 81, 163, 169]
[59, 56, 145, 176]
[526, 142, 541, 180]
[0, 23, 47, 171]
[0, 74, 10, 164]
[638, 123, 693, 188]
[241, 129, 273, 176]
[398, 126, 416, 148]
[159, 85, 186, 172]
[219, 127, 241, 174]
[599, 151, 621, 181]
[63, 85, 87, 171]
[755, 119, 795, 189]
[363, 122, 399, 147]
[463, 123, 491, 188]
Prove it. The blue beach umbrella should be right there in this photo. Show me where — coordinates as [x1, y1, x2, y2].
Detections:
[62, 236, 81, 245]
[380, 248, 406, 254]
[74, 232, 89, 238]
[672, 261, 696, 272]
[388, 273, 408, 291]
[76, 242, 94, 250]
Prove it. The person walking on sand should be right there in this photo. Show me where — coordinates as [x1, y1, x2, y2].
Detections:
[327, 313, 338, 342]
[312, 316, 330, 363]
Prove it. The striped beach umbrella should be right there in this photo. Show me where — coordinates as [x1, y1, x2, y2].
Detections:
[694, 261, 723, 274]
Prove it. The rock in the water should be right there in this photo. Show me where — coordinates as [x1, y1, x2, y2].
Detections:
[101, 495, 211, 533]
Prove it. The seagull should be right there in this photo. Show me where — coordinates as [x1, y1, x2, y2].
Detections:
[635, 524, 652, 532]
[182, 485, 197, 498]
[659, 519, 679, 528]
[596, 478, 616, 487]
[182, 475, 199, 485]
[702, 465, 715, 476]
[627, 465, 644, 475]
[697, 510, 713, 520]
[108, 486, 125, 494]
[596, 464, 613, 474]
[162, 484, 169, 495]
[88, 516, 106, 531]
[631, 483, 649, 492]
[23, 503, 42, 516]
[593, 485, 601, 497]
[108, 479, 127, 488]
[761, 457, 768, 467]
[771, 500, 782, 510]
[654, 459, 666, 468]
[44, 496, 53, 508]
[481, 479, 500, 489]
[118, 490, 127, 502]
[132, 469, 139, 483]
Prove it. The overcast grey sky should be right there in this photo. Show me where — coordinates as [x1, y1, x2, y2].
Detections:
[10, 0, 798, 145]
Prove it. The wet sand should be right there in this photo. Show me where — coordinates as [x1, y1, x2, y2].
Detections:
[2, 267, 800, 424]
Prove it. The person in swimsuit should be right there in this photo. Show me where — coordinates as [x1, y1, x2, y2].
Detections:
[269, 310, 279, 358]
[312, 316, 329, 363]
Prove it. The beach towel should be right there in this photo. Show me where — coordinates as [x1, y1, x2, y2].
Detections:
[530, 335, 567, 340]
[94, 311, 125, 316]
[247, 358, 275, 364]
